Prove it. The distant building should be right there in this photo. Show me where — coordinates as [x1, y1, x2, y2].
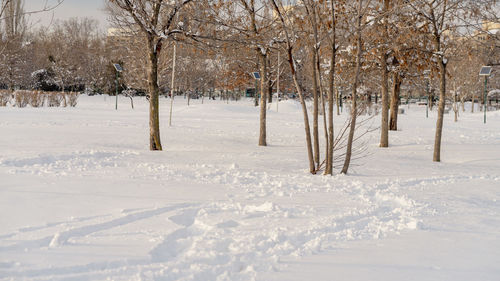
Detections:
[473, 21, 500, 42]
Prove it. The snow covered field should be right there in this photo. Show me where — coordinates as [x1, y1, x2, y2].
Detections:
[0, 95, 499, 281]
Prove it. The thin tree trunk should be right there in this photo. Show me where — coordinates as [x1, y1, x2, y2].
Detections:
[325, 0, 336, 175]
[311, 46, 320, 167]
[316, 50, 328, 174]
[433, 57, 446, 162]
[258, 51, 268, 146]
[380, 0, 389, 147]
[341, 0, 362, 174]
[148, 41, 162, 151]
[292, 67, 315, 174]
[380, 53, 389, 146]
[271, 0, 315, 174]
[389, 71, 401, 131]
[325, 51, 335, 174]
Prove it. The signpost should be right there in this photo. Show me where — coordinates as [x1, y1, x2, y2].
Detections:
[479, 66, 492, 124]
[113, 63, 123, 110]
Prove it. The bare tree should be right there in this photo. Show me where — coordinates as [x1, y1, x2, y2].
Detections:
[108, 0, 195, 151]
[341, 0, 365, 174]
[409, 0, 489, 162]
[270, 0, 316, 174]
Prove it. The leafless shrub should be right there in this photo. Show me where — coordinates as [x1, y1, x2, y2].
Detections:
[29, 91, 45, 107]
[61, 92, 68, 107]
[315, 110, 376, 173]
[0, 90, 11, 106]
[47, 92, 64, 107]
[14, 90, 30, 108]
[67, 92, 79, 107]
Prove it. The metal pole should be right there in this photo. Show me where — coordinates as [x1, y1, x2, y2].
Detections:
[484, 76, 488, 124]
[115, 71, 119, 110]
[169, 42, 177, 127]
[276, 51, 280, 112]
[426, 98, 428, 118]
[425, 78, 429, 118]
[254, 78, 258, 107]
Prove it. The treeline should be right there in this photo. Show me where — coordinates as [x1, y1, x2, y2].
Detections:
[0, 1, 116, 95]
[2, 0, 499, 174]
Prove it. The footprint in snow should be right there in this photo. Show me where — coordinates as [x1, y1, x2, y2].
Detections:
[168, 208, 200, 227]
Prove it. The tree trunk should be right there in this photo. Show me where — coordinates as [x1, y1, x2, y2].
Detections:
[389, 71, 401, 131]
[380, 0, 390, 147]
[433, 58, 446, 162]
[380, 52, 389, 147]
[311, 46, 320, 167]
[148, 41, 162, 151]
[258, 51, 268, 146]
[292, 70, 315, 174]
[341, 1, 362, 174]
[271, 0, 315, 174]
[325, 0, 336, 175]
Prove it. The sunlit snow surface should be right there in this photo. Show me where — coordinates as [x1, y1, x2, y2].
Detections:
[0, 96, 499, 280]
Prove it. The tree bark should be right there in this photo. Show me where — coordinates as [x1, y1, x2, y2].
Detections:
[389, 71, 401, 131]
[271, 0, 315, 174]
[433, 57, 446, 162]
[380, 52, 389, 147]
[325, 0, 336, 175]
[341, 0, 362, 174]
[258, 51, 268, 146]
[380, 0, 390, 147]
[311, 46, 320, 167]
[148, 40, 162, 151]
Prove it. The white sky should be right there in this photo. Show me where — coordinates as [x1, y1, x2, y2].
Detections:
[23, 0, 108, 30]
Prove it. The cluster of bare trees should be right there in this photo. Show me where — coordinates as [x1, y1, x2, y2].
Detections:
[107, 0, 499, 174]
[2, 0, 499, 175]
[106, 0, 498, 174]
[0, 0, 114, 96]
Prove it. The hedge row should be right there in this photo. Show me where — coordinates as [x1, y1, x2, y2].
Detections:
[0, 90, 79, 108]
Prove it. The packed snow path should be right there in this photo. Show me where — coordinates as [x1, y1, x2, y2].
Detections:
[0, 96, 499, 280]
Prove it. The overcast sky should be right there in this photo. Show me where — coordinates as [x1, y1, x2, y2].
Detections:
[24, 0, 108, 30]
